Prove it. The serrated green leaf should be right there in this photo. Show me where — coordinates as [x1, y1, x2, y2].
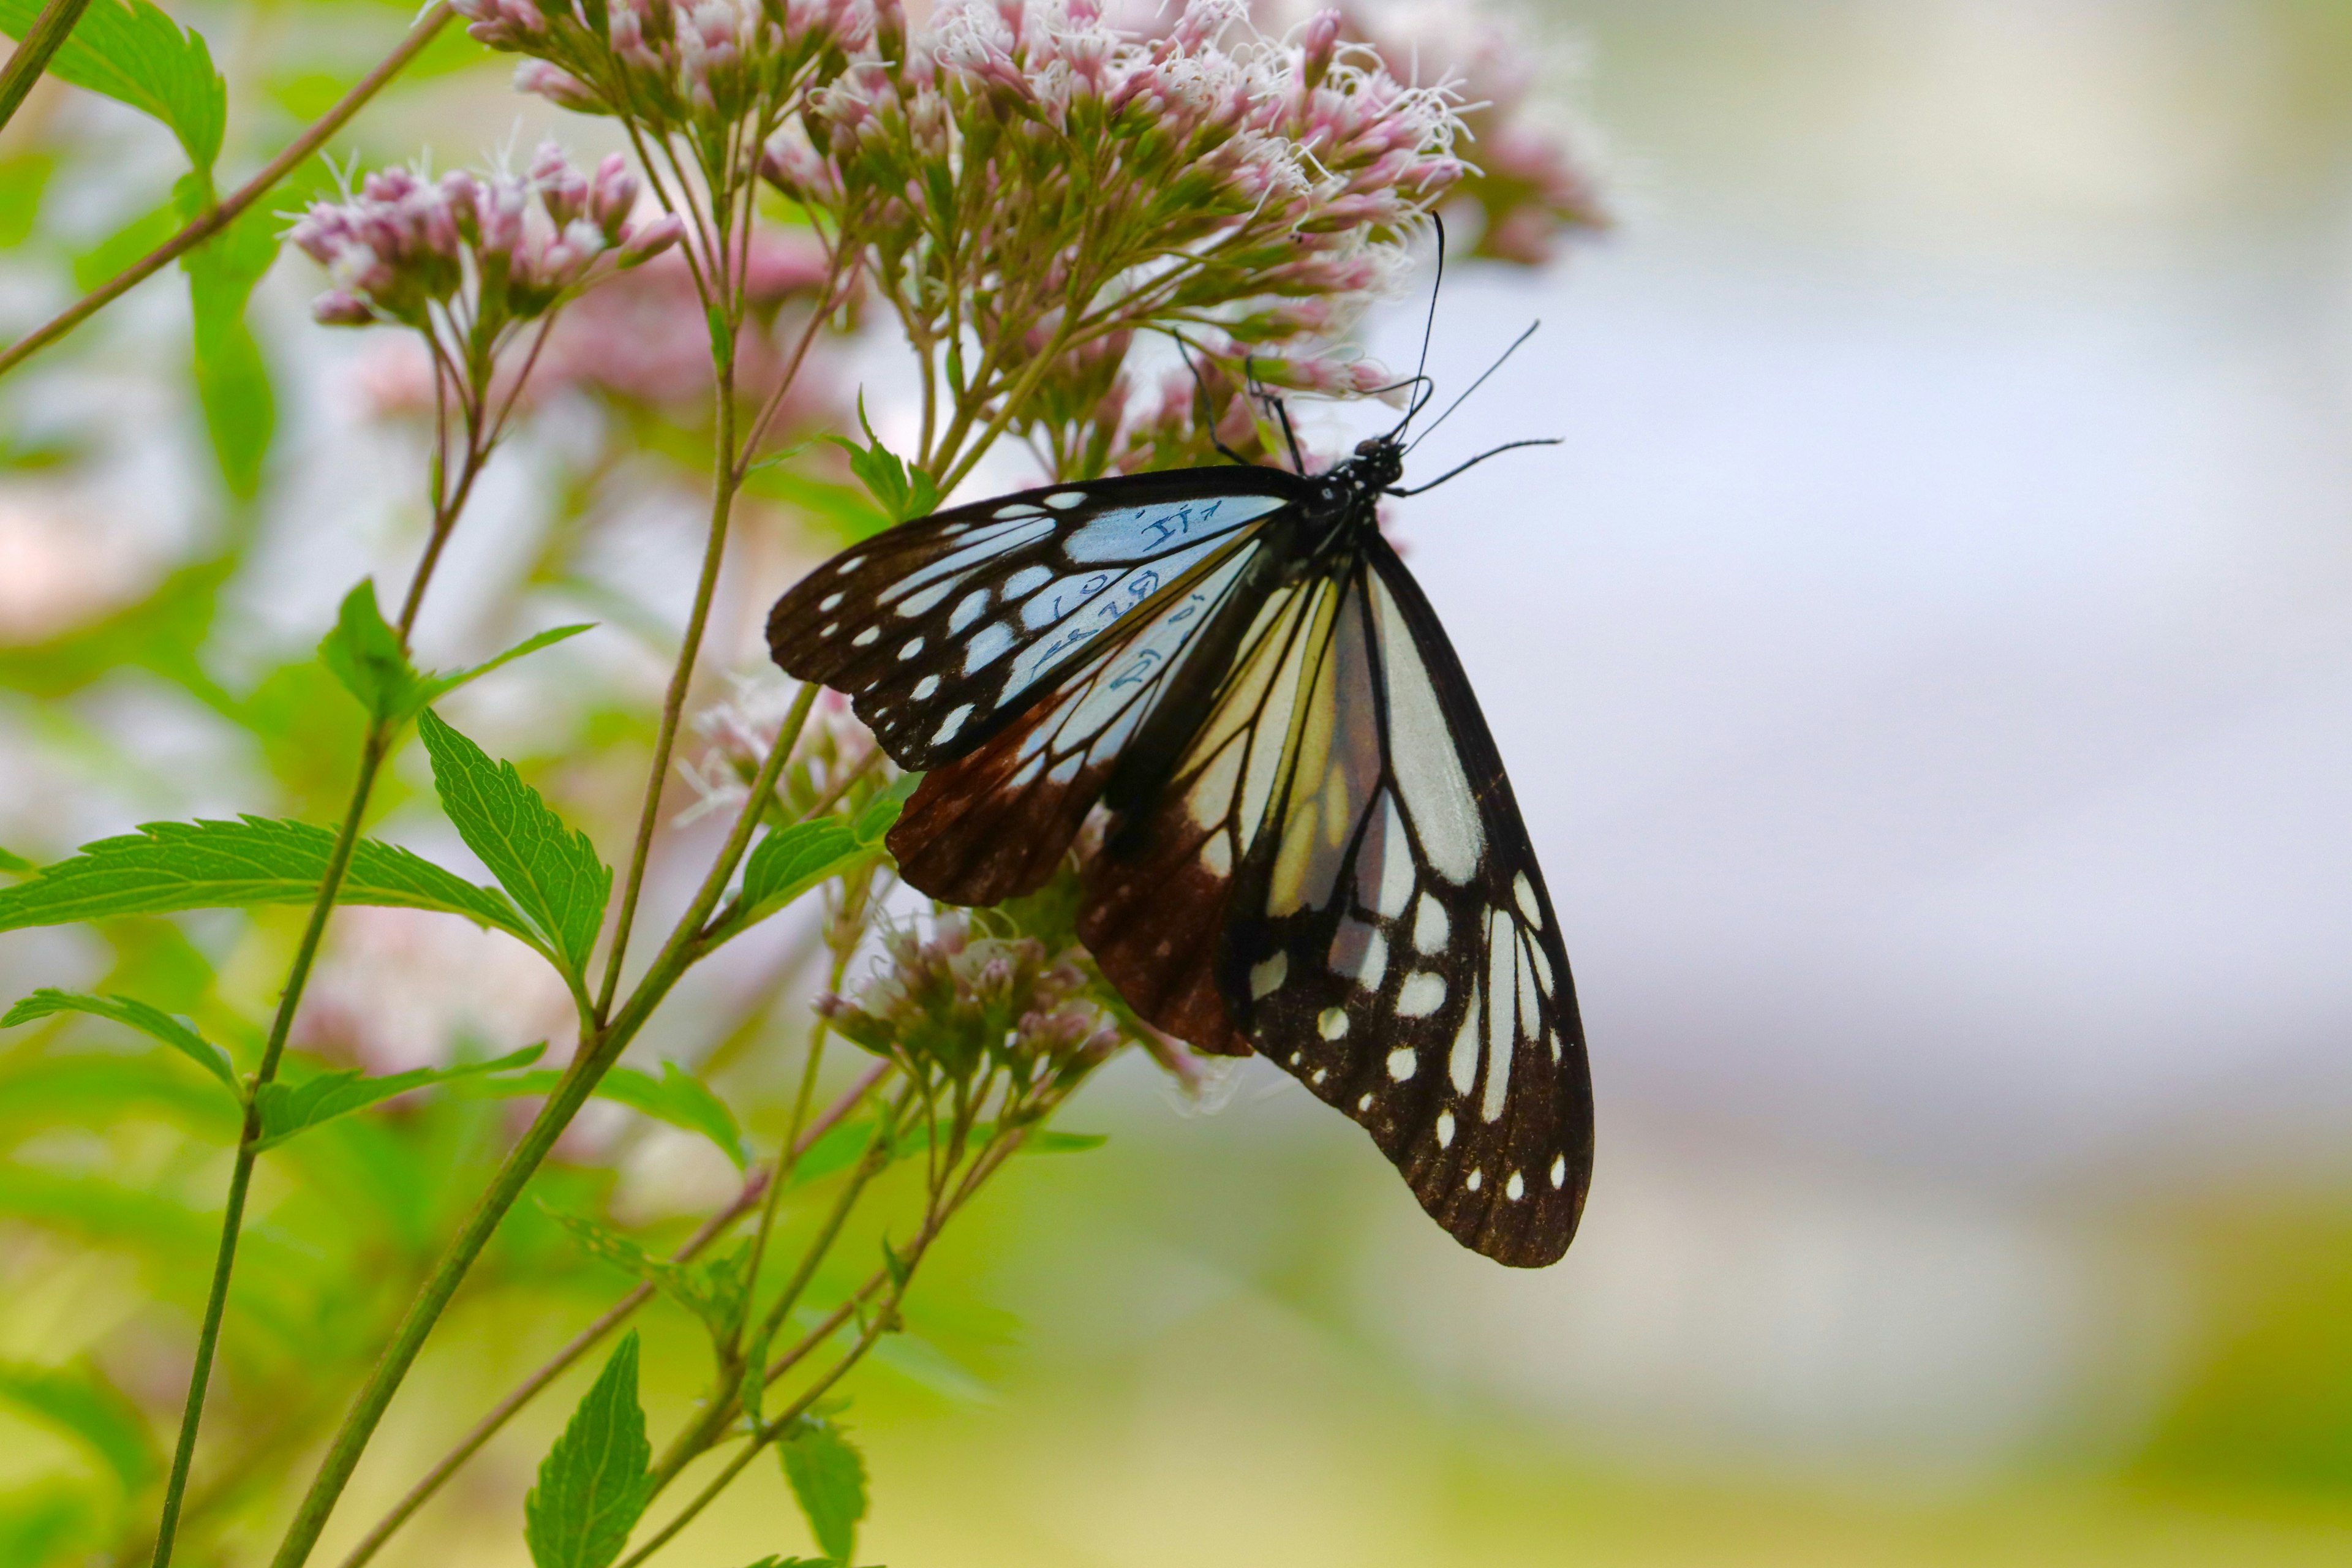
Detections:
[0, 816, 540, 948]
[524, 1332, 654, 1568]
[413, 624, 595, 709]
[318, 580, 419, 720]
[545, 1211, 747, 1343]
[0, 0, 225, 173]
[1, 989, 239, 1098]
[251, 1042, 545, 1152]
[0, 1362, 160, 1493]
[778, 1415, 866, 1564]
[417, 709, 611, 976]
[823, 391, 940, 524]
[0, 846, 31, 873]
[737, 821, 862, 918]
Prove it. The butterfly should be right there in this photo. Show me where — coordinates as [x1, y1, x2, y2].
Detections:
[766, 358, 1592, 1268]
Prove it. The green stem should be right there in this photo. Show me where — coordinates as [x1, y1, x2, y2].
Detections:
[0, 0, 95, 137]
[0, 4, 454, 380]
[148, 431, 492, 1566]
[596, 335, 744, 1017]
[265, 693, 812, 1568]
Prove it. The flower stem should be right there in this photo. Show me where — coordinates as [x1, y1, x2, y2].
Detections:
[332, 1061, 884, 1568]
[597, 338, 744, 1016]
[0, 4, 454, 380]
[0, 0, 95, 137]
[147, 443, 491, 1568]
[265, 689, 812, 1568]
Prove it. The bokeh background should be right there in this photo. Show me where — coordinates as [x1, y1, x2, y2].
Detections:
[6, 1, 2352, 1564]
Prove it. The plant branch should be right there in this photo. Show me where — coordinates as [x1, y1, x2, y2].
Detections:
[0, 0, 94, 137]
[0, 3, 455, 380]
[265, 688, 812, 1568]
[331, 1061, 883, 1568]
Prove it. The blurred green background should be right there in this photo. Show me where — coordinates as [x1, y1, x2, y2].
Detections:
[6, 1, 2352, 1564]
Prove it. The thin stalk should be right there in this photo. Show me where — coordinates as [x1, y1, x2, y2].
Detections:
[331, 1058, 884, 1568]
[597, 336, 744, 1017]
[149, 439, 488, 1568]
[0, 4, 454, 379]
[266, 693, 812, 1568]
[0, 0, 95, 137]
[617, 1126, 1034, 1568]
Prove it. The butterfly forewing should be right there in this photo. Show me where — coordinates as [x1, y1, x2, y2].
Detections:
[767, 469, 1305, 771]
[1212, 544, 1592, 1267]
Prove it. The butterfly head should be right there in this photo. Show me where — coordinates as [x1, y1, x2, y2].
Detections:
[1346, 432, 1407, 494]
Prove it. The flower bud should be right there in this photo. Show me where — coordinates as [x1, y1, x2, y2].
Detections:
[513, 59, 603, 113]
[310, 290, 375, 326]
[617, 212, 685, 266]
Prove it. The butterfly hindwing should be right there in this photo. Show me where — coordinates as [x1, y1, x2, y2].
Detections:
[1213, 543, 1593, 1267]
[767, 468, 1305, 771]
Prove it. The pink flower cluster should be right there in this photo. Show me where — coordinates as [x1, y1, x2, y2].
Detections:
[455, 0, 872, 137]
[293, 145, 682, 330]
[817, 915, 1125, 1084]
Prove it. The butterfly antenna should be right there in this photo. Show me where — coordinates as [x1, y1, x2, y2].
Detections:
[1389, 214, 1448, 439]
[1166, 330, 1254, 467]
[1385, 437, 1562, 496]
[1405, 319, 1541, 454]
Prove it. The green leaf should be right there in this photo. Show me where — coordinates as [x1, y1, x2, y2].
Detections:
[0, 846, 30, 873]
[317, 580, 420, 720]
[606, 1062, 745, 1168]
[1, 989, 238, 1099]
[180, 189, 279, 497]
[417, 709, 611, 976]
[251, 1043, 545, 1152]
[524, 1332, 654, 1568]
[778, 1415, 867, 1564]
[1022, 1129, 1107, 1153]
[732, 778, 913, 932]
[0, 0, 226, 174]
[824, 392, 940, 524]
[0, 1362, 160, 1494]
[545, 1211, 749, 1344]
[0, 153, 54, 249]
[0, 816, 540, 948]
[413, 624, 596, 709]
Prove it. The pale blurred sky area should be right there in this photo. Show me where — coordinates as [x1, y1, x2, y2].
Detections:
[1133, 0, 2352, 1494]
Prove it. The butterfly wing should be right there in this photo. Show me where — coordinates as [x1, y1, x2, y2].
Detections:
[886, 529, 1284, 932]
[767, 467, 1306, 772]
[1085, 536, 1591, 1266]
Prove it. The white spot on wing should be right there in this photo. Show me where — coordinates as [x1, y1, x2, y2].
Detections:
[851, 627, 880, 647]
[1317, 1007, 1349, 1040]
[897, 636, 925, 660]
[819, 592, 843, 612]
[1480, 1018, 1512, 1123]
[1515, 872, 1542, 927]
[1466, 1168, 1483, 1193]
[897, 581, 951, 617]
[962, 621, 1014, 674]
[1550, 1153, 1567, 1189]
[1365, 794, 1413, 918]
[1197, 834, 1232, 876]
[933, 704, 973, 746]
[995, 503, 1043, 519]
[1516, 934, 1540, 1039]
[949, 589, 989, 632]
[1396, 971, 1446, 1018]
[1358, 1093, 1373, 1111]
[1436, 1110, 1455, 1148]
[1412, 892, 1449, 954]
[1249, 952, 1287, 999]
[1485, 910, 1513, 1064]
[1387, 1047, 1417, 1081]
[911, 674, 940, 700]
[1506, 1171, 1525, 1201]
[834, 554, 865, 574]
[1046, 491, 1086, 510]
[1527, 938, 1554, 997]
[1003, 564, 1052, 598]
[1449, 984, 1480, 1094]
